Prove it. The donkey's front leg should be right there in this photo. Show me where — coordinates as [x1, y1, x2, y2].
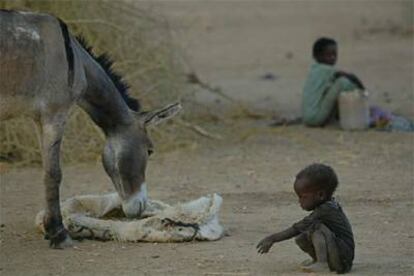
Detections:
[39, 117, 72, 249]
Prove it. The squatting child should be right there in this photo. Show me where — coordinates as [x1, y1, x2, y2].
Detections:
[257, 163, 354, 274]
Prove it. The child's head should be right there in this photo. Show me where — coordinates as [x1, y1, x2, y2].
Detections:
[293, 163, 338, 211]
[312, 37, 337, 66]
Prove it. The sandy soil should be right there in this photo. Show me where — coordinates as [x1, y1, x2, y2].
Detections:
[1, 1, 413, 275]
[1, 124, 413, 275]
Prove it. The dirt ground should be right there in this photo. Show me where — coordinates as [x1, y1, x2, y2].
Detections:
[1, 1, 413, 276]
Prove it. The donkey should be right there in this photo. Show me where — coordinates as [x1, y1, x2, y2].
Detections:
[0, 10, 181, 248]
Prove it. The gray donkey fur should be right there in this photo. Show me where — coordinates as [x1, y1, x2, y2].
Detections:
[0, 10, 181, 248]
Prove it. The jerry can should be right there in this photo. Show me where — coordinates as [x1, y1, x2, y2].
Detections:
[338, 90, 369, 130]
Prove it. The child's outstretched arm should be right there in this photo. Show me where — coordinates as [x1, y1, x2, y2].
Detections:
[256, 227, 299, 254]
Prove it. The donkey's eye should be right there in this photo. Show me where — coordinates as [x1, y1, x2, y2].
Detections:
[148, 148, 154, 156]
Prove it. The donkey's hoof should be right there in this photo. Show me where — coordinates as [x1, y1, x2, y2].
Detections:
[49, 230, 73, 249]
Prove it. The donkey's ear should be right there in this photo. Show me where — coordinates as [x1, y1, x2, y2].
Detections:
[141, 102, 182, 127]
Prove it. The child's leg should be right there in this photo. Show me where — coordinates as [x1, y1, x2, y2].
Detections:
[294, 232, 316, 262]
[311, 223, 344, 273]
[308, 77, 358, 126]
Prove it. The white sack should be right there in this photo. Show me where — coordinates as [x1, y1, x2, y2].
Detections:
[36, 193, 224, 242]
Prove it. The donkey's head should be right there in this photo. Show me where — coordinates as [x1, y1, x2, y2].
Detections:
[102, 103, 181, 218]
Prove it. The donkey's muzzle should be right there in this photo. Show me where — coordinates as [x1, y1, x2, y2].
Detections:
[121, 183, 148, 218]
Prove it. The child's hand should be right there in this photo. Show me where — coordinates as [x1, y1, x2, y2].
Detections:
[256, 236, 274, 254]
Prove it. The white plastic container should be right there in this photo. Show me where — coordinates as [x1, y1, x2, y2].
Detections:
[338, 90, 369, 130]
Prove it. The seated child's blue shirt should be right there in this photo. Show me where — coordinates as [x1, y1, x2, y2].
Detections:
[302, 63, 358, 126]
[292, 199, 355, 262]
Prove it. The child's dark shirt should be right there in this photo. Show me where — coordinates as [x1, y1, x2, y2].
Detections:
[292, 199, 354, 262]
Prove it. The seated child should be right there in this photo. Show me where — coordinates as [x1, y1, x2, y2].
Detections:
[302, 37, 414, 131]
[302, 37, 364, 127]
[257, 163, 354, 274]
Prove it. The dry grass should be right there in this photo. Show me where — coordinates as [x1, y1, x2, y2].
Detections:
[0, 0, 198, 165]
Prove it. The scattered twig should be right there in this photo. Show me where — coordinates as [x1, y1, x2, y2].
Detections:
[176, 119, 222, 140]
[186, 72, 266, 119]
[204, 273, 250, 275]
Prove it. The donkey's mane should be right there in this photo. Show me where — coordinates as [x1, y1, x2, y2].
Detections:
[76, 35, 140, 111]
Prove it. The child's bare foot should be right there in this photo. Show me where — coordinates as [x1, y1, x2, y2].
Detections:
[301, 262, 330, 273]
